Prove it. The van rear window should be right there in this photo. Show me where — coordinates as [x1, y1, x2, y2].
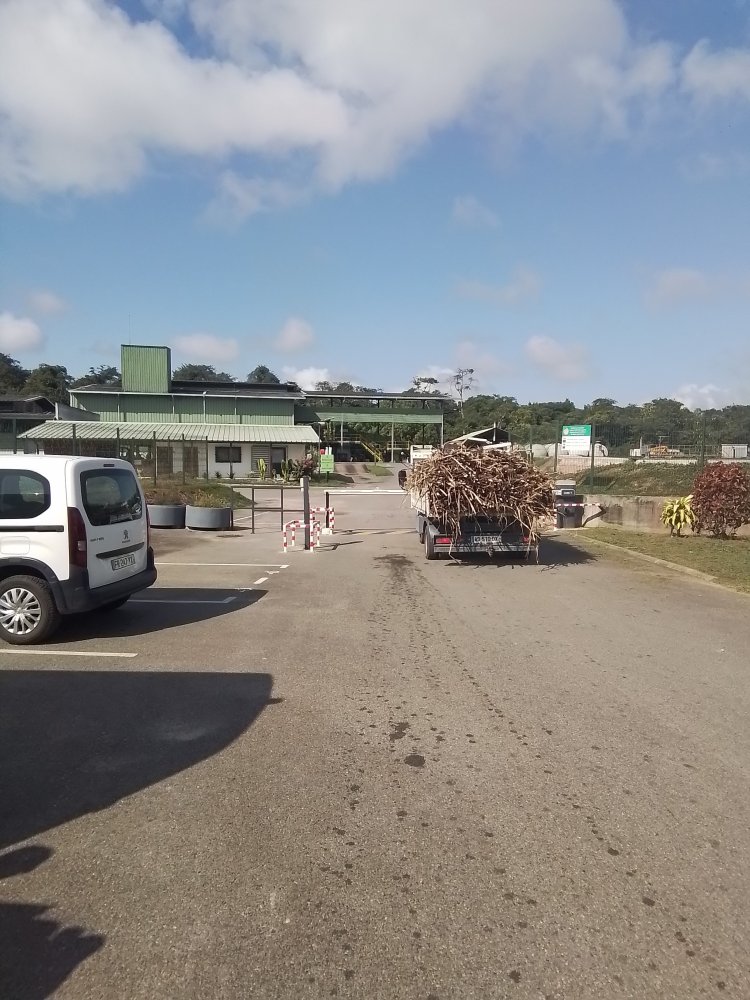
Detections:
[80, 469, 143, 527]
[0, 471, 51, 519]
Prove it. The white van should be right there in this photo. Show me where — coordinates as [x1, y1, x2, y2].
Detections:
[0, 456, 156, 644]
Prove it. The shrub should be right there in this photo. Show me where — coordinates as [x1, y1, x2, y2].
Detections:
[692, 463, 750, 538]
[661, 495, 695, 537]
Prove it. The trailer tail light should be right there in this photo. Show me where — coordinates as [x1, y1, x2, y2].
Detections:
[67, 507, 88, 569]
[436, 536, 452, 545]
[522, 535, 530, 544]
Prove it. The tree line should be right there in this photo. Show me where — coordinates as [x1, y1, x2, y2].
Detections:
[3, 352, 749, 446]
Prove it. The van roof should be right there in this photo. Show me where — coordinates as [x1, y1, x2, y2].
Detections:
[0, 456, 133, 471]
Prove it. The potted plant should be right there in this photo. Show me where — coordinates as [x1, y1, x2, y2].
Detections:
[185, 490, 233, 531]
[144, 488, 187, 529]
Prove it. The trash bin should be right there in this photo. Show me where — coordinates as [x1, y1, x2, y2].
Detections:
[554, 481, 584, 528]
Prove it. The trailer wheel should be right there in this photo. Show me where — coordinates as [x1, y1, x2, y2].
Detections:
[418, 518, 426, 543]
[424, 529, 437, 560]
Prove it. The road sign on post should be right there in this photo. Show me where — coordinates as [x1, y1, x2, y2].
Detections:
[319, 454, 334, 474]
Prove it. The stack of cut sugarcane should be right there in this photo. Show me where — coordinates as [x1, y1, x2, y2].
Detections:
[408, 445, 555, 541]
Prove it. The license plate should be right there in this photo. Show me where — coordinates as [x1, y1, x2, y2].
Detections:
[470, 535, 504, 544]
[111, 553, 136, 571]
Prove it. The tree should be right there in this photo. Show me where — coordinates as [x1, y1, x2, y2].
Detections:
[172, 364, 235, 382]
[71, 365, 121, 388]
[247, 365, 281, 384]
[23, 364, 72, 404]
[450, 368, 475, 415]
[0, 353, 30, 395]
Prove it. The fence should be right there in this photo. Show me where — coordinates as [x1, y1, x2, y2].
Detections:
[509, 414, 736, 496]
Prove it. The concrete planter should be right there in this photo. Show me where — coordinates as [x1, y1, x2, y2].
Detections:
[185, 505, 233, 531]
[147, 503, 186, 529]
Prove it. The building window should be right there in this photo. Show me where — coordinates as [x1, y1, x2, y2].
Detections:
[215, 446, 241, 464]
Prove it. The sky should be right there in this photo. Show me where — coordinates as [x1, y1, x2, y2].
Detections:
[2, 1, 750, 409]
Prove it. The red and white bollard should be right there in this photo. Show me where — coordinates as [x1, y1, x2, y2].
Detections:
[309, 518, 321, 550]
[310, 506, 335, 535]
[282, 519, 302, 554]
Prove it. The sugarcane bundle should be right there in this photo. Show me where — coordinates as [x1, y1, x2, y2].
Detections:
[407, 445, 555, 541]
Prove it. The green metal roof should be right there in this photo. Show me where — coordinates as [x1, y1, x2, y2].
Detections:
[19, 421, 320, 444]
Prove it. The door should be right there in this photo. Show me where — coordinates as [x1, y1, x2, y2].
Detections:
[71, 460, 148, 590]
[252, 445, 271, 476]
[271, 447, 286, 476]
[183, 446, 199, 479]
[0, 464, 69, 583]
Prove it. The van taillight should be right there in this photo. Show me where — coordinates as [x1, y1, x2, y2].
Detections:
[145, 502, 151, 546]
[68, 507, 87, 569]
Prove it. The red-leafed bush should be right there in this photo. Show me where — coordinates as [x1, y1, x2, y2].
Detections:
[692, 462, 750, 538]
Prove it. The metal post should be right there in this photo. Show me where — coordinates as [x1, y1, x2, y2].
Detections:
[251, 487, 255, 534]
[589, 422, 596, 490]
[72, 423, 77, 456]
[391, 421, 395, 463]
[340, 417, 344, 447]
[302, 476, 311, 550]
[440, 413, 444, 447]
[699, 412, 707, 470]
[181, 434, 186, 485]
[528, 424, 533, 464]
[12, 417, 17, 455]
[116, 426, 121, 461]
[229, 443, 234, 481]
[153, 431, 157, 484]
[325, 489, 330, 530]
[553, 421, 559, 474]
[205, 439, 209, 481]
[280, 486, 285, 530]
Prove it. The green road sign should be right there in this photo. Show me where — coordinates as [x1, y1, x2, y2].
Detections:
[562, 424, 592, 437]
[319, 454, 335, 473]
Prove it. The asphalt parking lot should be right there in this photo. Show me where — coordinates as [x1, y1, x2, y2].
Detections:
[1, 486, 749, 999]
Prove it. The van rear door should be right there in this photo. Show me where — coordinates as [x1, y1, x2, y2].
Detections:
[72, 460, 148, 590]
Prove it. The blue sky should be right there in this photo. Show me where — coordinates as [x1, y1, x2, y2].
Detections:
[2, 0, 750, 408]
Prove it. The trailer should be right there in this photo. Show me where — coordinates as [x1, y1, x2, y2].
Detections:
[411, 491, 535, 560]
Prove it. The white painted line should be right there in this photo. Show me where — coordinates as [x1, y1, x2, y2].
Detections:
[156, 562, 288, 568]
[131, 596, 237, 605]
[0, 649, 138, 659]
[253, 577, 268, 585]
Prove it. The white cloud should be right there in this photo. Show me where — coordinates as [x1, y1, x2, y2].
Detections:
[0, 0, 701, 203]
[282, 365, 331, 390]
[680, 151, 750, 181]
[204, 172, 306, 225]
[171, 332, 240, 363]
[452, 195, 499, 229]
[457, 267, 541, 305]
[681, 42, 750, 105]
[0, 312, 45, 352]
[26, 289, 68, 316]
[674, 383, 730, 411]
[647, 268, 715, 306]
[0, 0, 347, 198]
[274, 317, 315, 354]
[525, 334, 591, 381]
[456, 339, 511, 382]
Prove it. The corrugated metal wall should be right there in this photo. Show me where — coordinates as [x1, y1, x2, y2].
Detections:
[73, 393, 295, 424]
[122, 345, 171, 394]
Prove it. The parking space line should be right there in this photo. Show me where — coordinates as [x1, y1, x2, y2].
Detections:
[253, 577, 268, 585]
[0, 649, 138, 658]
[130, 596, 238, 605]
[156, 562, 289, 568]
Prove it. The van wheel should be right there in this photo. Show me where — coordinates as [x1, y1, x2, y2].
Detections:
[0, 576, 61, 645]
[98, 597, 130, 612]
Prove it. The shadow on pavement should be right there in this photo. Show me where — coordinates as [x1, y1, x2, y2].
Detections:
[0, 669, 273, 850]
[0, 894, 104, 1000]
[55, 588, 266, 642]
[441, 538, 596, 570]
[0, 670, 273, 999]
